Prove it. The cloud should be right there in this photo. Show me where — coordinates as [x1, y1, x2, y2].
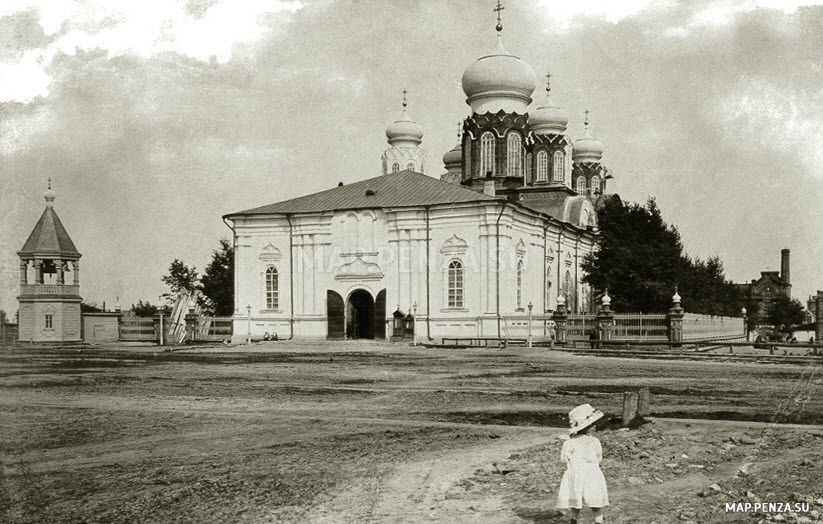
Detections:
[0, 0, 304, 103]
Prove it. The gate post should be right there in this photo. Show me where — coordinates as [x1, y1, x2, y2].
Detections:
[595, 290, 614, 348]
[552, 295, 568, 344]
[668, 288, 684, 347]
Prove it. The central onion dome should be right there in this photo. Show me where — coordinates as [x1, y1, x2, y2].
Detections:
[573, 125, 604, 163]
[461, 36, 536, 114]
[386, 109, 424, 146]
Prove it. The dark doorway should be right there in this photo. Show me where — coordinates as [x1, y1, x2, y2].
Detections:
[327, 290, 345, 339]
[346, 289, 375, 339]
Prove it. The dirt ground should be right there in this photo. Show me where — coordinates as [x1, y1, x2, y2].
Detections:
[1, 341, 822, 523]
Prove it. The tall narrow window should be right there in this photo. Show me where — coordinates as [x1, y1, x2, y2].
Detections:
[516, 260, 523, 310]
[576, 176, 587, 194]
[536, 151, 548, 182]
[591, 175, 601, 195]
[407, 162, 415, 171]
[392, 162, 400, 173]
[448, 260, 464, 308]
[480, 132, 495, 177]
[553, 150, 565, 182]
[266, 267, 279, 309]
[506, 132, 522, 178]
[45, 314, 53, 329]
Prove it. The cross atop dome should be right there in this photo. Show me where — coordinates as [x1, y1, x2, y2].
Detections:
[545, 72, 552, 94]
[584, 109, 590, 129]
[44, 177, 56, 207]
[494, 0, 505, 33]
[402, 88, 408, 108]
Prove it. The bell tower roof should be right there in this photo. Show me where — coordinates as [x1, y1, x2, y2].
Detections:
[18, 180, 81, 258]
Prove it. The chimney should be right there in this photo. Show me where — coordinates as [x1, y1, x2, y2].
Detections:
[781, 248, 790, 285]
[484, 177, 496, 197]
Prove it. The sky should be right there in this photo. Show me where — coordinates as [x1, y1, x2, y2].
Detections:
[1, 0, 822, 316]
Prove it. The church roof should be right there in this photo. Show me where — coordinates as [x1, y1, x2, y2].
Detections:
[225, 170, 498, 217]
[18, 207, 81, 257]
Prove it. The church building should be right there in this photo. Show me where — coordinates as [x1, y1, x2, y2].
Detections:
[224, 14, 615, 341]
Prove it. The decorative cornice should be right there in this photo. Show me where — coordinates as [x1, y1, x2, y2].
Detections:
[258, 242, 283, 261]
[440, 234, 469, 256]
[336, 256, 384, 281]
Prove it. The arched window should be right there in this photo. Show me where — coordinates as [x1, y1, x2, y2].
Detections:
[448, 260, 464, 308]
[407, 162, 415, 172]
[576, 176, 587, 194]
[480, 132, 495, 177]
[392, 162, 400, 173]
[536, 150, 548, 182]
[591, 175, 601, 195]
[506, 132, 522, 178]
[553, 150, 565, 182]
[516, 260, 524, 310]
[265, 267, 279, 309]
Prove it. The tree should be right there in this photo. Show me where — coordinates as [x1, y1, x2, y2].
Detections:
[81, 302, 104, 313]
[130, 300, 158, 317]
[161, 259, 200, 301]
[583, 197, 742, 315]
[200, 239, 234, 316]
[767, 294, 806, 334]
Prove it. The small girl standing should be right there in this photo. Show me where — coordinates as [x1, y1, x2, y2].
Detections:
[557, 403, 609, 524]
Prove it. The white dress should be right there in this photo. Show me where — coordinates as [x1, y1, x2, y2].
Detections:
[556, 434, 609, 509]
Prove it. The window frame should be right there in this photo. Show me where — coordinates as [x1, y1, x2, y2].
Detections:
[265, 266, 279, 310]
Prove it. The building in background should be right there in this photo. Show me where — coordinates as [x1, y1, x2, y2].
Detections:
[17, 181, 82, 342]
[735, 248, 792, 320]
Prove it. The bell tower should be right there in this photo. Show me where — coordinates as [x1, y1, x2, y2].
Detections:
[17, 179, 83, 342]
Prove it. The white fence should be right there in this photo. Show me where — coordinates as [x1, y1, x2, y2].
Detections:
[682, 313, 745, 341]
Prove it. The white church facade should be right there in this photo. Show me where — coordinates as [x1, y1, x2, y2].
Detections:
[224, 18, 615, 341]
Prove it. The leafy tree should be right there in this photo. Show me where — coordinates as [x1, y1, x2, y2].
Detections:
[767, 294, 806, 334]
[130, 300, 159, 317]
[161, 259, 200, 301]
[200, 239, 234, 316]
[81, 302, 104, 313]
[0, 310, 6, 325]
[583, 197, 742, 315]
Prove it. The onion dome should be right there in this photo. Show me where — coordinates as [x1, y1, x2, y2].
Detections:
[530, 75, 568, 134]
[573, 112, 604, 163]
[443, 143, 462, 170]
[461, 36, 536, 114]
[386, 109, 424, 146]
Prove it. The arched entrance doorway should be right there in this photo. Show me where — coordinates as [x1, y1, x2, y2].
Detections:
[347, 289, 374, 339]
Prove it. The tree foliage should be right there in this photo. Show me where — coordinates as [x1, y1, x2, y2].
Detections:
[199, 239, 234, 316]
[582, 197, 742, 315]
[81, 302, 104, 313]
[161, 259, 200, 301]
[767, 294, 806, 332]
[130, 300, 159, 317]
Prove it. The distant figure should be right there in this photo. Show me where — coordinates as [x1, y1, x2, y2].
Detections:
[810, 336, 815, 345]
[557, 403, 609, 524]
[589, 328, 600, 349]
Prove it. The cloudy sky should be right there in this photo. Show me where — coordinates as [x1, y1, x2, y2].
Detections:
[1, 0, 821, 316]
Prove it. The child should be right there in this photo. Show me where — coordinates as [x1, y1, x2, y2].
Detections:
[557, 403, 609, 524]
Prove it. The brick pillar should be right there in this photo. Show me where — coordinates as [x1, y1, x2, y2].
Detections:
[20, 261, 27, 285]
[56, 260, 64, 285]
[34, 259, 42, 284]
[552, 295, 568, 343]
[668, 288, 684, 345]
[595, 291, 615, 347]
[72, 261, 80, 285]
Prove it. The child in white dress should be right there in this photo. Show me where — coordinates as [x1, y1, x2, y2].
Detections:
[557, 403, 609, 524]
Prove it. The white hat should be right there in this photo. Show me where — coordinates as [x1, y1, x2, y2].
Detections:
[568, 403, 604, 435]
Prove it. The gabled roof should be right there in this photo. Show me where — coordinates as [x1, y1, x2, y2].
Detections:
[18, 207, 81, 257]
[224, 170, 498, 218]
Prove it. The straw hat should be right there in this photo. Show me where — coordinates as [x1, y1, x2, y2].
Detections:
[568, 403, 604, 435]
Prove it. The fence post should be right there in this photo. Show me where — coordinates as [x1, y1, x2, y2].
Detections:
[622, 391, 639, 426]
[552, 295, 568, 344]
[594, 290, 614, 348]
[638, 388, 650, 418]
[667, 288, 684, 347]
